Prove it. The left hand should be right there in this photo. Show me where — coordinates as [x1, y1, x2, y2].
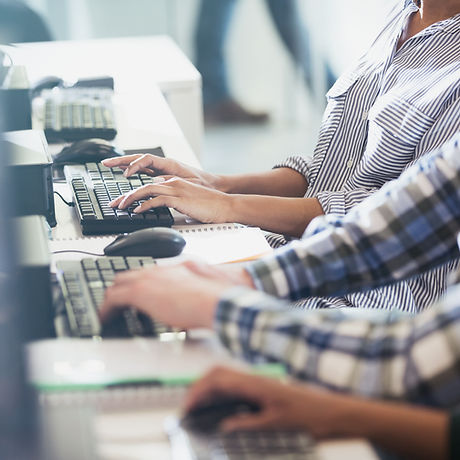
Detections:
[99, 262, 236, 329]
[109, 177, 233, 224]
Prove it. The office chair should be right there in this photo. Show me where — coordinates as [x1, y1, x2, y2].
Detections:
[0, 0, 52, 44]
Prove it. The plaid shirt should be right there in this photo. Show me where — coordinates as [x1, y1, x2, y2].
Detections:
[215, 135, 460, 408]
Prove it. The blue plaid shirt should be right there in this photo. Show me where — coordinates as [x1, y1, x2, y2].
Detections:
[215, 135, 460, 409]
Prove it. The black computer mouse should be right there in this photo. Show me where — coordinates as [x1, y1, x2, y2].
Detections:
[30, 75, 64, 97]
[53, 138, 123, 165]
[104, 227, 186, 258]
[181, 395, 261, 433]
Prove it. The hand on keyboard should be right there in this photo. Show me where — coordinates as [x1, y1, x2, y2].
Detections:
[185, 366, 330, 438]
[102, 153, 222, 190]
[109, 176, 231, 225]
[56, 257, 173, 338]
[64, 162, 174, 234]
[99, 261, 235, 330]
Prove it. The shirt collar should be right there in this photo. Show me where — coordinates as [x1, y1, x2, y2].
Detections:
[404, 0, 417, 9]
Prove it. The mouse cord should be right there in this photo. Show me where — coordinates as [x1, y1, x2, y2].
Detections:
[54, 191, 75, 207]
[52, 249, 105, 256]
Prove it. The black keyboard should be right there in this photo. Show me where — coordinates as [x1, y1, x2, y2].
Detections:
[40, 87, 117, 142]
[55, 257, 179, 338]
[166, 417, 317, 460]
[64, 162, 174, 235]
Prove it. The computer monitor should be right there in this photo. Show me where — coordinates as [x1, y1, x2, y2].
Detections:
[0, 133, 40, 458]
[0, 47, 32, 131]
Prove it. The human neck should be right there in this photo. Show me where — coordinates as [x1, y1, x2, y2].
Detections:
[398, 0, 460, 47]
[417, 0, 460, 26]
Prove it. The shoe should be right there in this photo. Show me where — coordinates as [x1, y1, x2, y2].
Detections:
[204, 99, 269, 125]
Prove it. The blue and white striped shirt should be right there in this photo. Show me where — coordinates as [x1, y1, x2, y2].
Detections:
[272, 0, 460, 313]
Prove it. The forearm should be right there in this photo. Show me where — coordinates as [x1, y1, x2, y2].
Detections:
[329, 397, 448, 460]
[226, 194, 323, 237]
[247, 139, 460, 300]
[218, 168, 308, 197]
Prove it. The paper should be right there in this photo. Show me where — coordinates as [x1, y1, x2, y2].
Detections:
[179, 225, 272, 264]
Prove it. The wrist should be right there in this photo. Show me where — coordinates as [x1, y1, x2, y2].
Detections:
[311, 392, 364, 438]
[213, 174, 234, 193]
[241, 267, 256, 288]
[198, 285, 229, 328]
[222, 193, 239, 223]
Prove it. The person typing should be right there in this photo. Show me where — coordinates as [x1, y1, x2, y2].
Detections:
[103, 0, 460, 315]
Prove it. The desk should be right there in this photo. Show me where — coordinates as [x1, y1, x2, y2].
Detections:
[22, 44, 376, 459]
[31, 338, 377, 460]
[12, 36, 203, 157]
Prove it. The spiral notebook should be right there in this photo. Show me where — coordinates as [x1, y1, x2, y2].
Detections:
[50, 223, 272, 269]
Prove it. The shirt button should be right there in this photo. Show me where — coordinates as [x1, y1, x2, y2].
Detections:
[362, 110, 368, 121]
[347, 160, 353, 168]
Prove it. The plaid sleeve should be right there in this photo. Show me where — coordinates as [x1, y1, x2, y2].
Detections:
[215, 285, 460, 408]
[247, 135, 460, 301]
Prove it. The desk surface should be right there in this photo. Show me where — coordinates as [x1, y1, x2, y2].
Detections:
[12, 35, 201, 92]
[25, 45, 375, 458]
[11, 35, 204, 156]
[29, 68, 200, 168]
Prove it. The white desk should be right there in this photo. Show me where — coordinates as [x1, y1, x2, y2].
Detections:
[22, 47, 376, 459]
[12, 36, 203, 157]
[31, 337, 377, 460]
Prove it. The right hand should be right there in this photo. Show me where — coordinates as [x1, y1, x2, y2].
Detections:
[182, 260, 256, 289]
[109, 176, 233, 224]
[184, 366, 352, 438]
[102, 154, 223, 190]
[100, 262, 232, 329]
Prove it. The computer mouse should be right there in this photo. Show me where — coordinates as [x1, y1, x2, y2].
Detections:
[103, 227, 186, 258]
[30, 75, 64, 97]
[53, 138, 123, 165]
[181, 395, 261, 433]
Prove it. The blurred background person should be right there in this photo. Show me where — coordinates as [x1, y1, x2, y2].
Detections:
[194, 0, 311, 124]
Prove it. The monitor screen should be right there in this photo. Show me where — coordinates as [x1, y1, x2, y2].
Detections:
[0, 97, 39, 459]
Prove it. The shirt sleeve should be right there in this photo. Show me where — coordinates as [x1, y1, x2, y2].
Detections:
[246, 135, 460, 301]
[273, 155, 310, 179]
[215, 284, 460, 408]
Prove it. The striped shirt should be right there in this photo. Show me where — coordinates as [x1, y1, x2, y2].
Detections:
[269, 0, 460, 313]
[216, 135, 460, 408]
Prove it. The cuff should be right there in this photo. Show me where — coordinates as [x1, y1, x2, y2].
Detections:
[273, 155, 310, 178]
[214, 287, 285, 360]
[316, 190, 347, 215]
[246, 256, 291, 298]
